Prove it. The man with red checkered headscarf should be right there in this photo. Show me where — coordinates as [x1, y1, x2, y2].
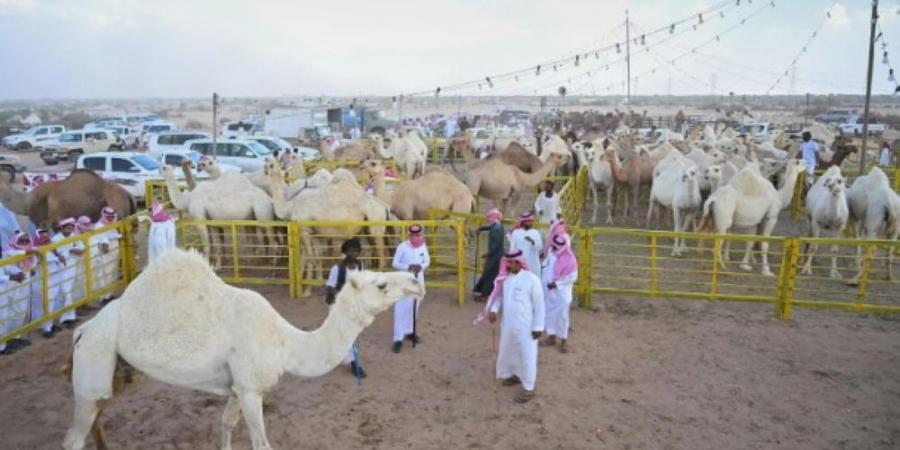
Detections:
[391, 224, 430, 353]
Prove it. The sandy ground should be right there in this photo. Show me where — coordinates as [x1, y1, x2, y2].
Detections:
[1, 284, 899, 450]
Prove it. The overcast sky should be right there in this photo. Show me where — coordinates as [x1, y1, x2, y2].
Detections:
[0, 0, 898, 99]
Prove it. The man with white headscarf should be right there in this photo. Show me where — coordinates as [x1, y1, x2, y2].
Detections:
[487, 249, 545, 404]
[508, 212, 542, 277]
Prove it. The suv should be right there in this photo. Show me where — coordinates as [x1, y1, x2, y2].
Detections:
[157, 149, 242, 176]
[183, 138, 271, 172]
[40, 129, 120, 165]
[147, 131, 211, 157]
[245, 135, 320, 161]
[103, 125, 141, 148]
[816, 108, 859, 124]
[77, 152, 162, 201]
[2, 125, 66, 150]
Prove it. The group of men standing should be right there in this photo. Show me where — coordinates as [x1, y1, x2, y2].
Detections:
[0, 208, 121, 355]
[473, 191, 578, 403]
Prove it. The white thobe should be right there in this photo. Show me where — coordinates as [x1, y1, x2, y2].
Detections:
[490, 270, 545, 391]
[1, 260, 26, 340]
[541, 254, 578, 340]
[0, 271, 11, 352]
[51, 233, 83, 323]
[509, 228, 542, 276]
[801, 141, 818, 175]
[326, 263, 362, 364]
[392, 241, 430, 342]
[94, 222, 121, 298]
[148, 219, 176, 264]
[534, 192, 560, 225]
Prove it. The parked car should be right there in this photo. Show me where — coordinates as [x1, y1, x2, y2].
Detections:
[103, 126, 142, 148]
[2, 124, 66, 150]
[839, 117, 886, 135]
[221, 119, 264, 138]
[815, 108, 859, 124]
[147, 131, 211, 158]
[76, 152, 162, 200]
[140, 121, 177, 147]
[183, 138, 271, 172]
[736, 122, 773, 142]
[0, 154, 27, 182]
[157, 149, 242, 177]
[245, 135, 320, 161]
[40, 129, 121, 165]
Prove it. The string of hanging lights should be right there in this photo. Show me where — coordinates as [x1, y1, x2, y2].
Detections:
[764, 1, 840, 94]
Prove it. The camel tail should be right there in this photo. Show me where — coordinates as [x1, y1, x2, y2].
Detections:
[696, 200, 715, 233]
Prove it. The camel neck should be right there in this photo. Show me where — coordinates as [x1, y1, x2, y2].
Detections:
[281, 294, 370, 377]
[0, 181, 30, 215]
[162, 173, 185, 210]
[268, 171, 290, 220]
[778, 167, 801, 211]
[371, 173, 388, 201]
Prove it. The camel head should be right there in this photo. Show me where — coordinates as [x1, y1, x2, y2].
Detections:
[339, 271, 425, 317]
[360, 159, 386, 177]
[759, 158, 783, 179]
[682, 166, 698, 185]
[822, 171, 846, 198]
[159, 164, 176, 179]
[197, 156, 219, 174]
[704, 164, 723, 185]
[263, 155, 282, 178]
[783, 159, 806, 180]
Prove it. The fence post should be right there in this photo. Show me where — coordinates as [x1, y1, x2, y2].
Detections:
[39, 248, 50, 328]
[288, 222, 299, 300]
[577, 228, 594, 309]
[144, 181, 153, 209]
[122, 218, 137, 282]
[790, 172, 806, 220]
[774, 238, 799, 320]
[455, 220, 466, 306]
[82, 235, 94, 303]
[710, 237, 720, 300]
[231, 223, 239, 279]
[650, 235, 658, 297]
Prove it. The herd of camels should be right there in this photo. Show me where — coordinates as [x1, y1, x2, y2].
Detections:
[0, 122, 895, 450]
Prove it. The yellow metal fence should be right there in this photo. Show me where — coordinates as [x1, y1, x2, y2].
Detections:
[1, 221, 134, 346]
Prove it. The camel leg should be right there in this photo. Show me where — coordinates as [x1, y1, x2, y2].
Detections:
[646, 198, 655, 230]
[220, 394, 242, 450]
[64, 326, 118, 450]
[757, 217, 777, 277]
[828, 243, 842, 279]
[801, 224, 820, 276]
[237, 391, 272, 450]
[671, 207, 682, 257]
[605, 185, 614, 225]
[681, 212, 696, 254]
[590, 183, 600, 223]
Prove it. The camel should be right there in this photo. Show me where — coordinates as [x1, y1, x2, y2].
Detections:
[845, 166, 900, 284]
[267, 159, 393, 286]
[572, 140, 615, 224]
[161, 165, 277, 268]
[696, 160, 806, 276]
[361, 159, 474, 220]
[814, 136, 858, 170]
[604, 143, 656, 218]
[647, 153, 702, 256]
[464, 149, 567, 216]
[242, 151, 306, 195]
[801, 166, 849, 279]
[0, 169, 136, 228]
[62, 248, 424, 450]
[374, 133, 424, 178]
[318, 137, 376, 162]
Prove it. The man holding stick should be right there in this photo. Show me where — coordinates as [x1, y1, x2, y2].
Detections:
[392, 224, 430, 353]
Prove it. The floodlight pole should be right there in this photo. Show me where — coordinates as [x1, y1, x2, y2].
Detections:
[859, 0, 878, 172]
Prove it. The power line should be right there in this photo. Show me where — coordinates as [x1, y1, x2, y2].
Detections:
[765, 1, 840, 94]
[400, 0, 739, 97]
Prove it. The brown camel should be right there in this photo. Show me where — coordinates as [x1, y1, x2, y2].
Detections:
[815, 136, 858, 171]
[361, 159, 474, 220]
[465, 150, 567, 216]
[604, 140, 656, 218]
[448, 137, 543, 174]
[319, 138, 376, 162]
[0, 169, 137, 228]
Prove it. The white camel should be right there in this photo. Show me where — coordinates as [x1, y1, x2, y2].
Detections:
[845, 166, 900, 284]
[647, 153, 702, 256]
[375, 134, 425, 178]
[161, 165, 278, 268]
[62, 248, 424, 450]
[697, 159, 806, 276]
[801, 166, 849, 279]
[573, 140, 616, 224]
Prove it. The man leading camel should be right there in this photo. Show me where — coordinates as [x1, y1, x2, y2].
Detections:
[325, 237, 367, 378]
[487, 250, 545, 403]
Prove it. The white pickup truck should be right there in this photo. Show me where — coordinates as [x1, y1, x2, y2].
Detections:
[839, 117, 886, 135]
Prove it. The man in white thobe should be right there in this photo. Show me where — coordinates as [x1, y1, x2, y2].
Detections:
[51, 217, 83, 328]
[94, 207, 121, 302]
[508, 212, 542, 277]
[533, 180, 560, 226]
[800, 131, 818, 177]
[489, 250, 545, 403]
[391, 225, 430, 353]
[541, 233, 578, 353]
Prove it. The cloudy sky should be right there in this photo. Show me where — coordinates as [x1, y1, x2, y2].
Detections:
[0, 0, 897, 99]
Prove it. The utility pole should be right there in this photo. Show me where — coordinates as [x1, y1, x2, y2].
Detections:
[804, 93, 810, 127]
[625, 10, 632, 127]
[860, 0, 878, 172]
[212, 92, 219, 161]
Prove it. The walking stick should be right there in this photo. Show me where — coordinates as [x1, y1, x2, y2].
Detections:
[473, 230, 480, 288]
[351, 343, 362, 385]
[412, 298, 418, 348]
